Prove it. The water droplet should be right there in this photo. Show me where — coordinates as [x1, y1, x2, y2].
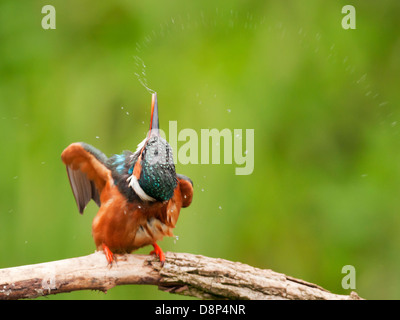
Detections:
[391, 121, 397, 127]
[201, 188, 204, 192]
[126, 112, 130, 116]
[227, 108, 231, 113]
[218, 206, 222, 210]
[95, 136, 100, 139]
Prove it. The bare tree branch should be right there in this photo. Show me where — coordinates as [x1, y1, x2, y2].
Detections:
[0, 251, 362, 300]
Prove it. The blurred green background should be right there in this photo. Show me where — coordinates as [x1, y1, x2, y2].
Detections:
[0, 0, 399, 299]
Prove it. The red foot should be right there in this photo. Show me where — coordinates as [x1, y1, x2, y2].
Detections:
[150, 242, 165, 266]
[102, 243, 115, 265]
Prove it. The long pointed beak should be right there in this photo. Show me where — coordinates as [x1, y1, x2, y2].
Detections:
[149, 92, 160, 136]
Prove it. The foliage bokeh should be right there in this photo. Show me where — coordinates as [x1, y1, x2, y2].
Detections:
[0, 0, 399, 299]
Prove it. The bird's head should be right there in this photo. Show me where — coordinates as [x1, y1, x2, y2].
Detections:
[127, 93, 177, 202]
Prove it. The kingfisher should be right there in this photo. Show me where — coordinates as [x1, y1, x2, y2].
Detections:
[61, 93, 193, 265]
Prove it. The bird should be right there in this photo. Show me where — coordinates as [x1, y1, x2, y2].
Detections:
[61, 93, 193, 265]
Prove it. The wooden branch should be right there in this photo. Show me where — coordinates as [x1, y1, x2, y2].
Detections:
[0, 251, 362, 300]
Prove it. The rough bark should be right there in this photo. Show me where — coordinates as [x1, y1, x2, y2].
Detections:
[0, 251, 362, 300]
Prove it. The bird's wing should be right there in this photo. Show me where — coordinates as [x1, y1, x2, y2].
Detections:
[61, 142, 112, 214]
[176, 174, 193, 208]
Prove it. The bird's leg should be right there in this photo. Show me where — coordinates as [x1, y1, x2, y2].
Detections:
[150, 242, 165, 266]
[102, 243, 115, 265]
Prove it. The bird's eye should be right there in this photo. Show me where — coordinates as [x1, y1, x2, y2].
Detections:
[154, 149, 158, 156]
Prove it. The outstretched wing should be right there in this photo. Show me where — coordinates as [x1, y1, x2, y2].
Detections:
[61, 142, 112, 214]
[176, 174, 193, 208]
